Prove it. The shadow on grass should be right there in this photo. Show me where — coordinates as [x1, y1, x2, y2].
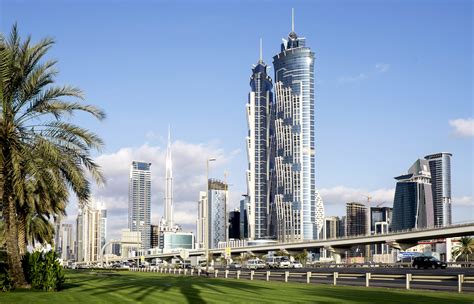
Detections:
[63, 271, 472, 304]
[70, 271, 271, 303]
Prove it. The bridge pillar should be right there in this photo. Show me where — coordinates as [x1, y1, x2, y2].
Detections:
[324, 246, 347, 263]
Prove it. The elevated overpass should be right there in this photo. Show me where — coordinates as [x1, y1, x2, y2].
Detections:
[106, 222, 474, 263]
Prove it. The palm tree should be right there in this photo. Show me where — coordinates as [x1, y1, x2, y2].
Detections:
[452, 237, 474, 262]
[0, 24, 105, 287]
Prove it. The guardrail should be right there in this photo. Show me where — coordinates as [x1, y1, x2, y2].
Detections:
[129, 266, 474, 293]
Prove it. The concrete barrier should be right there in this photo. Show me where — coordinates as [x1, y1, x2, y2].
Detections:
[306, 272, 311, 284]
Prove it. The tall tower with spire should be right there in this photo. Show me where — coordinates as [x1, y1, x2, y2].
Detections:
[246, 39, 274, 240]
[164, 127, 173, 228]
[272, 9, 324, 242]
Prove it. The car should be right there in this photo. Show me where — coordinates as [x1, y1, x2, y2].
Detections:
[291, 262, 303, 269]
[277, 256, 291, 269]
[246, 259, 266, 270]
[226, 263, 242, 270]
[412, 256, 447, 269]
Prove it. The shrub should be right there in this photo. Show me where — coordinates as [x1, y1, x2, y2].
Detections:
[22, 251, 65, 291]
[0, 260, 12, 291]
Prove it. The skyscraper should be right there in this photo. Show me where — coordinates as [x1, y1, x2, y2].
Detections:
[392, 159, 435, 231]
[272, 10, 323, 242]
[346, 202, 367, 237]
[76, 202, 106, 263]
[424, 152, 452, 227]
[240, 196, 250, 239]
[57, 223, 73, 261]
[128, 161, 151, 249]
[228, 209, 241, 239]
[164, 127, 174, 228]
[246, 40, 274, 240]
[208, 179, 228, 249]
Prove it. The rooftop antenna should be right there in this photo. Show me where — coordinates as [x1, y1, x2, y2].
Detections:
[292, 8, 295, 32]
[259, 38, 263, 62]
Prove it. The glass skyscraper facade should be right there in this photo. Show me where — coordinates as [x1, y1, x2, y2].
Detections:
[392, 159, 434, 231]
[246, 52, 273, 240]
[424, 152, 452, 227]
[128, 161, 151, 249]
[208, 179, 227, 248]
[272, 29, 323, 242]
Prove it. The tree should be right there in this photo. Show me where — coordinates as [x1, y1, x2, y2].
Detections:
[452, 237, 474, 262]
[294, 249, 309, 264]
[0, 24, 105, 287]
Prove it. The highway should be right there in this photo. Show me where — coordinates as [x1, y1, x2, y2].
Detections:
[208, 267, 474, 293]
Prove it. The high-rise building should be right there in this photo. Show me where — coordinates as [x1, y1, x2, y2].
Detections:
[76, 202, 106, 263]
[424, 153, 452, 227]
[57, 223, 74, 261]
[392, 159, 435, 231]
[322, 216, 345, 240]
[228, 209, 240, 239]
[272, 11, 323, 242]
[99, 206, 107, 249]
[346, 202, 367, 237]
[150, 224, 160, 248]
[246, 40, 274, 240]
[240, 196, 250, 239]
[196, 191, 206, 249]
[128, 161, 151, 249]
[208, 179, 228, 249]
[370, 207, 392, 234]
[164, 128, 174, 228]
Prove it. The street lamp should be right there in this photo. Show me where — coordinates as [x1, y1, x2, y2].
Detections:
[205, 158, 216, 273]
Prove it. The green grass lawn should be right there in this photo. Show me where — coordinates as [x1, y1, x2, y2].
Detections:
[0, 270, 472, 304]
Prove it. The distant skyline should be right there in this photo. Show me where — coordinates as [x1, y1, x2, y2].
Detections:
[1, 0, 472, 240]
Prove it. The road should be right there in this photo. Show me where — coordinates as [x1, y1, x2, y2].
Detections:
[210, 267, 474, 293]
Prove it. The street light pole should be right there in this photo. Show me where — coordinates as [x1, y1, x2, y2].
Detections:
[205, 158, 216, 273]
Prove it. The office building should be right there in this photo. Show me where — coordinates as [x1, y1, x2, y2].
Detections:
[128, 161, 151, 249]
[76, 202, 106, 263]
[370, 206, 392, 234]
[272, 11, 323, 242]
[246, 40, 274, 240]
[392, 159, 435, 231]
[228, 209, 240, 239]
[57, 223, 74, 261]
[120, 229, 141, 258]
[425, 153, 452, 227]
[322, 216, 345, 240]
[208, 179, 228, 248]
[346, 202, 367, 237]
[240, 196, 250, 239]
[159, 231, 194, 253]
[150, 224, 160, 248]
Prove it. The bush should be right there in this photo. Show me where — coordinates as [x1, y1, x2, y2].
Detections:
[22, 251, 65, 291]
[0, 261, 12, 291]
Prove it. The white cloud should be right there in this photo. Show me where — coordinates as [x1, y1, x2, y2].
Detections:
[64, 140, 236, 240]
[449, 118, 474, 137]
[319, 185, 395, 206]
[338, 73, 368, 84]
[453, 196, 473, 206]
[338, 63, 390, 84]
[375, 63, 390, 73]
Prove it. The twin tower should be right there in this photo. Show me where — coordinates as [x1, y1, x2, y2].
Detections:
[246, 13, 324, 243]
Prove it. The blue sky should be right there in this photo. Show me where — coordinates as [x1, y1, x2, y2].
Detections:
[1, 0, 472, 238]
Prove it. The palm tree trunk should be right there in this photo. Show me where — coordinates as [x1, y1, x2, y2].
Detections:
[17, 215, 26, 256]
[1, 146, 28, 287]
[3, 198, 28, 287]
